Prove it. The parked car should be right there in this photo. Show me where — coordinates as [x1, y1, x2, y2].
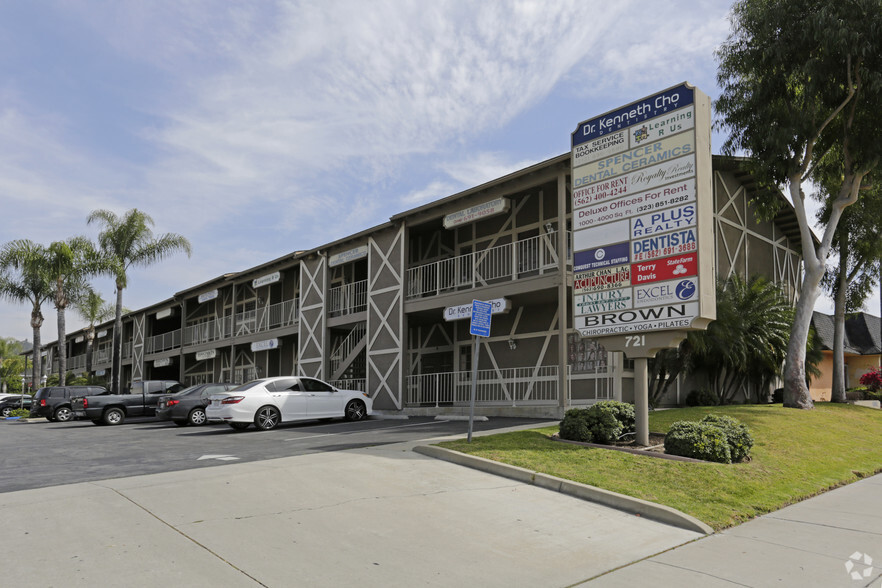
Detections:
[30, 386, 108, 422]
[1, 395, 34, 417]
[206, 376, 372, 431]
[156, 383, 237, 426]
[73, 380, 185, 425]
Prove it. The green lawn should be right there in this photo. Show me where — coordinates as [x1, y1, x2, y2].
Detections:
[438, 404, 882, 530]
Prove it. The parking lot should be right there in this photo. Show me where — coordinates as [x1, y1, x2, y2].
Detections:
[0, 415, 544, 493]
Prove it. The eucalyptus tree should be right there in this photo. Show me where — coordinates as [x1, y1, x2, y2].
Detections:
[46, 237, 103, 386]
[0, 240, 52, 389]
[817, 170, 882, 402]
[0, 337, 24, 393]
[87, 209, 192, 394]
[74, 289, 117, 376]
[715, 0, 882, 408]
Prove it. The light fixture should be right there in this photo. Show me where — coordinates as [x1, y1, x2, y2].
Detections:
[544, 222, 554, 233]
[508, 338, 517, 350]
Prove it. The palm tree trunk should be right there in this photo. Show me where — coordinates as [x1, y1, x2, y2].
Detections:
[111, 285, 124, 394]
[85, 328, 94, 375]
[31, 309, 42, 391]
[56, 304, 67, 386]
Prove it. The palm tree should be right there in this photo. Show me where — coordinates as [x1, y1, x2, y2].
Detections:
[0, 240, 53, 390]
[87, 209, 192, 393]
[46, 237, 103, 386]
[73, 289, 116, 376]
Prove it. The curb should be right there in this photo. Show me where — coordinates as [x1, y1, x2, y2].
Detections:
[413, 444, 713, 535]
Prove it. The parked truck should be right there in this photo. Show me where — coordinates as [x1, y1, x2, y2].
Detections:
[73, 380, 185, 425]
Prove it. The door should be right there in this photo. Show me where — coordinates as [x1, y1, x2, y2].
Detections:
[301, 377, 342, 417]
[271, 378, 308, 421]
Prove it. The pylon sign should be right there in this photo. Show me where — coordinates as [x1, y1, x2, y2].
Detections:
[571, 82, 715, 340]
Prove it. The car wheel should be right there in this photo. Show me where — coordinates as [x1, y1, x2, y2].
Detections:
[173, 420, 188, 426]
[188, 408, 207, 426]
[254, 406, 280, 430]
[103, 408, 125, 426]
[1, 407, 11, 417]
[229, 422, 250, 431]
[344, 399, 367, 421]
[54, 407, 73, 422]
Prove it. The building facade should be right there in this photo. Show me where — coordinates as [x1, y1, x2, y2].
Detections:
[32, 154, 804, 416]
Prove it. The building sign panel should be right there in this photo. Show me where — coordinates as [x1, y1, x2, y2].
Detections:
[154, 358, 173, 368]
[443, 298, 510, 321]
[329, 246, 368, 267]
[156, 308, 175, 319]
[198, 289, 219, 303]
[443, 197, 510, 229]
[571, 82, 714, 339]
[195, 349, 217, 361]
[253, 271, 281, 288]
[251, 338, 280, 352]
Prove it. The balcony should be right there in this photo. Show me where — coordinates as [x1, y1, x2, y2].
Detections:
[146, 330, 182, 354]
[406, 366, 561, 407]
[406, 233, 568, 300]
[328, 281, 367, 317]
[184, 316, 233, 347]
[235, 298, 299, 336]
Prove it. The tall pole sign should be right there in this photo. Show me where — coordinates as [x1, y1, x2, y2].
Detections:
[571, 82, 715, 444]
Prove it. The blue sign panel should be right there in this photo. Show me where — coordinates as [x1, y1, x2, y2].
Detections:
[470, 300, 492, 338]
[574, 242, 630, 272]
[572, 83, 694, 146]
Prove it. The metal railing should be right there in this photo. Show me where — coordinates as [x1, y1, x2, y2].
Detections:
[328, 280, 367, 316]
[328, 378, 367, 391]
[329, 323, 366, 377]
[406, 366, 560, 407]
[184, 315, 233, 346]
[235, 298, 299, 336]
[145, 329, 181, 354]
[406, 233, 568, 299]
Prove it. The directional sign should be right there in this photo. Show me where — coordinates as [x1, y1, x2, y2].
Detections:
[469, 300, 492, 338]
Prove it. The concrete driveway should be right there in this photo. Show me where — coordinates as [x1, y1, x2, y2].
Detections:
[1, 428, 699, 587]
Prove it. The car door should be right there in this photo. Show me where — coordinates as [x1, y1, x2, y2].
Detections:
[301, 378, 343, 418]
[270, 378, 308, 421]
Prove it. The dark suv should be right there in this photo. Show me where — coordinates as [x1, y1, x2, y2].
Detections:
[30, 386, 108, 422]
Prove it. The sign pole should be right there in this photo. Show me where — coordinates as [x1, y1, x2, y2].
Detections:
[468, 336, 480, 442]
[634, 357, 649, 446]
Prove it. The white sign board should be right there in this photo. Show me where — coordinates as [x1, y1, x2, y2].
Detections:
[195, 349, 217, 361]
[443, 197, 510, 229]
[198, 289, 219, 303]
[154, 358, 172, 368]
[329, 246, 368, 267]
[253, 271, 281, 288]
[251, 338, 280, 352]
[443, 298, 511, 321]
[571, 82, 714, 338]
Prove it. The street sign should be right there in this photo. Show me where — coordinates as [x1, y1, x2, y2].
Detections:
[469, 300, 492, 337]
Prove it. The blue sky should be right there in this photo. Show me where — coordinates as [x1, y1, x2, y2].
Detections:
[0, 0, 849, 344]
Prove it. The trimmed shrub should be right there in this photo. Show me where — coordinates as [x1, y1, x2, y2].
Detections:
[9, 408, 30, 418]
[558, 401, 636, 445]
[664, 414, 754, 463]
[664, 421, 732, 463]
[700, 414, 754, 462]
[685, 389, 717, 406]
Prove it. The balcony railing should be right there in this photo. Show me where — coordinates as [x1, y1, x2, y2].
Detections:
[328, 281, 367, 317]
[328, 378, 367, 392]
[184, 316, 233, 347]
[235, 298, 299, 336]
[146, 329, 181, 354]
[406, 233, 568, 299]
[406, 366, 560, 407]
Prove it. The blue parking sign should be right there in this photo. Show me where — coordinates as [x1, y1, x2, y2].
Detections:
[470, 300, 492, 337]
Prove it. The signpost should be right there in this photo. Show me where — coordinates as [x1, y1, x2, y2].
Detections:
[571, 82, 715, 445]
[468, 300, 492, 442]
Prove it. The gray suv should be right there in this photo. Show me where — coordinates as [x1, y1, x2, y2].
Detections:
[30, 386, 108, 422]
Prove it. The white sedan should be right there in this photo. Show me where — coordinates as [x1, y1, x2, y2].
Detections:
[206, 376, 372, 431]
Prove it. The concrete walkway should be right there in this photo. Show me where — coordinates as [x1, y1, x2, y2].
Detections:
[588, 473, 882, 587]
[1, 426, 699, 588]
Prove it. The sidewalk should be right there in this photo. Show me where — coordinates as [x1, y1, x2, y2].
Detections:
[588, 473, 882, 587]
